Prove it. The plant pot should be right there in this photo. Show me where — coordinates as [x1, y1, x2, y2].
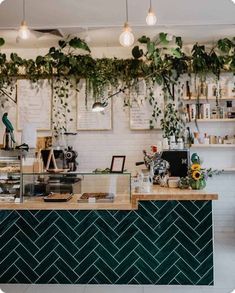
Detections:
[190, 179, 206, 190]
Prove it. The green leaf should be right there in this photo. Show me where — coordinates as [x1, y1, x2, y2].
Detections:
[132, 46, 143, 59]
[69, 37, 91, 52]
[0, 38, 5, 47]
[218, 38, 233, 53]
[58, 40, 67, 49]
[147, 41, 155, 55]
[138, 35, 150, 44]
[175, 36, 182, 48]
[159, 32, 169, 45]
[171, 48, 183, 58]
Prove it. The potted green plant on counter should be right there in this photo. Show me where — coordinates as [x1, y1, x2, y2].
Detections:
[179, 153, 222, 190]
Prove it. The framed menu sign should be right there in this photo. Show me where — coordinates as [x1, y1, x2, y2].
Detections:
[17, 79, 52, 131]
[77, 82, 112, 130]
[130, 96, 164, 130]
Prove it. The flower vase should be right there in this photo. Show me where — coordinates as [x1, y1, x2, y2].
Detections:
[190, 179, 206, 190]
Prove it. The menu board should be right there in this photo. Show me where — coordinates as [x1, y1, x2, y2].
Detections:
[17, 79, 52, 131]
[77, 82, 112, 130]
[130, 86, 164, 130]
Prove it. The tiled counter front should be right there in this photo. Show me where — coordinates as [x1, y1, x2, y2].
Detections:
[0, 200, 214, 285]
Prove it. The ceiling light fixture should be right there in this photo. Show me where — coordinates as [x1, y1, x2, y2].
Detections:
[18, 0, 30, 40]
[119, 0, 134, 47]
[146, 0, 157, 26]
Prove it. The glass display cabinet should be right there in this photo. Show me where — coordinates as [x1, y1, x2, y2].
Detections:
[0, 150, 21, 202]
[21, 172, 131, 206]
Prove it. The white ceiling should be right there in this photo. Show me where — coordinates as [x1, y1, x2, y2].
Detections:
[0, 0, 234, 48]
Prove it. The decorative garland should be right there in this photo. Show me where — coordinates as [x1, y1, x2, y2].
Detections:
[0, 33, 234, 138]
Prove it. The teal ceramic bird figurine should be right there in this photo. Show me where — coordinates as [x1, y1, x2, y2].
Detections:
[2, 112, 16, 143]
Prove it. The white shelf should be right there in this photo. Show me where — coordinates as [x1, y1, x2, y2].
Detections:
[191, 144, 235, 148]
[183, 97, 235, 101]
[188, 119, 235, 122]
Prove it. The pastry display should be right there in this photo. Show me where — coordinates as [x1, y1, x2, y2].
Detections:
[43, 193, 73, 202]
[78, 192, 114, 202]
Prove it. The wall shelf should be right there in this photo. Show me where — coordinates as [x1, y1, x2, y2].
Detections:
[191, 144, 235, 148]
[188, 119, 235, 122]
[183, 97, 235, 101]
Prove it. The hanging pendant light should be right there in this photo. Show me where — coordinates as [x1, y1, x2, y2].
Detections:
[18, 0, 30, 40]
[146, 0, 157, 26]
[0, 0, 5, 4]
[119, 0, 134, 47]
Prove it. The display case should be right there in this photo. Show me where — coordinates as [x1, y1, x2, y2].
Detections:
[0, 150, 21, 202]
[21, 172, 131, 207]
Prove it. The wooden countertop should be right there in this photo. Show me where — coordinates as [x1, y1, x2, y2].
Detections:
[0, 186, 218, 210]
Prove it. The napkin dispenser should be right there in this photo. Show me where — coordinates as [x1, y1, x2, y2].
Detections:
[161, 150, 189, 177]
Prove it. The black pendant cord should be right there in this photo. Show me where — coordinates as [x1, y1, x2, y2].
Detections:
[0, 88, 17, 104]
[126, 0, 128, 23]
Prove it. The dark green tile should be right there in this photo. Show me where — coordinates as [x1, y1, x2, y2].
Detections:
[136, 204, 158, 228]
[135, 258, 159, 283]
[35, 224, 58, 247]
[135, 272, 152, 284]
[0, 237, 18, 262]
[155, 251, 179, 276]
[75, 225, 98, 247]
[15, 231, 39, 255]
[175, 258, 200, 284]
[1, 225, 19, 247]
[135, 244, 159, 269]
[116, 266, 139, 284]
[194, 201, 212, 221]
[0, 265, 18, 283]
[54, 217, 77, 242]
[0, 251, 18, 272]
[155, 223, 178, 248]
[175, 203, 199, 228]
[55, 245, 78, 269]
[115, 251, 138, 275]
[35, 212, 60, 235]
[16, 217, 38, 241]
[115, 225, 138, 248]
[35, 251, 59, 275]
[175, 245, 200, 270]
[14, 272, 31, 283]
[134, 217, 159, 242]
[196, 240, 213, 263]
[55, 231, 78, 255]
[15, 258, 38, 282]
[196, 268, 213, 285]
[75, 251, 98, 276]
[55, 258, 78, 283]
[36, 265, 58, 284]
[18, 210, 39, 228]
[57, 210, 78, 228]
[95, 244, 119, 269]
[78, 265, 98, 284]
[74, 238, 99, 262]
[195, 227, 213, 249]
[95, 272, 111, 284]
[115, 238, 138, 262]
[176, 272, 193, 285]
[0, 211, 18, 234]
[174, 218, 199, 242]
[15, 244, 39, 269]
[97, 210, 119, 227]
[135, 231, 159, 255]
[95, 218, 118, 241]
[157, 265, 178, 284]
[196, 253, 213, 277]
[155, 238, 178, 263]
[94, 231, 118, 255]
[195, 213, 212, 235]
[154, 201, 177, 222]
[54, 271, 71, 284]
[35, 238, 58, 262]
[95, 258, 119, 283]
[175, 231, 199, 256]
[74, 212, 98, 235]
[114, 213, 138, 234]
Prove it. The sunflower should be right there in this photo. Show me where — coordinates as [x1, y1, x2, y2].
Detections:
[191, 163, 201, 171]
[192, 170, 201, 181]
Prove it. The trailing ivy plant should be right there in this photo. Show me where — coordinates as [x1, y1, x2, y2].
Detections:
[0, 33, 234, 138]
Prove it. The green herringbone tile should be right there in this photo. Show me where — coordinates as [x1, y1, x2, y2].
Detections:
[0, 201, 214, 285]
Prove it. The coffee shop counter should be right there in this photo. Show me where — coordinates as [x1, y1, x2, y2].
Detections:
[0, 186, 218, 285]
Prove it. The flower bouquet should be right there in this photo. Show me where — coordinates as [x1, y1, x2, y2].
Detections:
[179, 153, 222, 190]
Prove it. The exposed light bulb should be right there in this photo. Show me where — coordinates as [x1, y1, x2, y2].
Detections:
[231, 0, 235, 3]
[18, 20, 30, 40]
[119, 22, 134, 47]
[92, 102, 105, 112]
[0, 0, 5, 4]
[146, 8, 157, 26]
